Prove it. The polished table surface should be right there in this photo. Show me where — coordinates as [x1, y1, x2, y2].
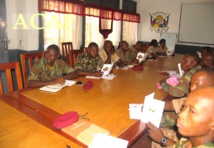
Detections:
[144, 54, 184, 70]
[0, 99, 81, 148]
[0, 54, 184, 148]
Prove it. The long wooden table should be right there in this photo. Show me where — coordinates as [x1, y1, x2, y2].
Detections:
[0, 54, 184, 148]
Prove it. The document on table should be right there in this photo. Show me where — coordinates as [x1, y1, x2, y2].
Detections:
[89, 133, 128, 148]
[141, 93, 165, 128]
[39, 80, 76, 92]
[86, 74, 116, 80]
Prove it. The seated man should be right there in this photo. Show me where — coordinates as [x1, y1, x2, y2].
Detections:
[171, 86, 214, 147]
[99, 40, 122, 67]
[147, 68, 214, 147]
[200, 46, 213, 58]
[116, 40, 136, 65]
[131, 41, 145, 55]
[156, 38, 167, 56]
[146, 39, 159, 59]
[201, 53, 214, 69]
[74, 42, 104, 77]
[28, 44, 78, 87]
[160, 53, 201, 97]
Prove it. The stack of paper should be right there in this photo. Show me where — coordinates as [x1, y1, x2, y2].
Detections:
[89, 133, 128, 148]
[85, 74, 116, 80]
[159, 63, 184, 78]
[101, 73, 115, 80]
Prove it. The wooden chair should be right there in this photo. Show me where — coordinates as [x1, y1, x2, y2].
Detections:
[20, 52, 44, 88]
[68, 49, 84, 67]
[61, 42, 73, 65]
[0, 61, 23, 94]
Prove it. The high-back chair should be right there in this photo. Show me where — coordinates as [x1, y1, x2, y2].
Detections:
[61, 42, 73, 65]
[20, 52, 44, 88]
[0, 61, 23, 94]
[68, 49, 84, 67]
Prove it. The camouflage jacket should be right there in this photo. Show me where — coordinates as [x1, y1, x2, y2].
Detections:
[74, 52, 104, 72]
[116, 48, 136, 62]
[99, 49, 120, 63]
[160, 65, 201, 97]
[146, 45, 158, 58]
[28, 58, 74, 81]
[168, 138, 214, 148]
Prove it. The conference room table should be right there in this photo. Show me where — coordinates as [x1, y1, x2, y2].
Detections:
[0, 54, 184, 148]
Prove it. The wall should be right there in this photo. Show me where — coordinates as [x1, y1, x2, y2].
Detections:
[6, 0, 39, 51]
[5, 0, 214, 55]
[136, 0, 214, 48]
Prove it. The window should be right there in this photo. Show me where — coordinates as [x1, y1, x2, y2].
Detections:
[85, 16, 121, 49]
[43, 12, 82, 52]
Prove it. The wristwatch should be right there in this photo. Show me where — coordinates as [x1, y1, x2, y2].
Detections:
[160, 137, 167, 146]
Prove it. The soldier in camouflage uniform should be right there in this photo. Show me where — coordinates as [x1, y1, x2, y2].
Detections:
[147, 69, 214, 148]
[74, 42, 104, 77]
[160, 54, 201, 98]
[116, 41, 136, 65]
[169, 87, 214, 148]
[28, 44, 78, 87]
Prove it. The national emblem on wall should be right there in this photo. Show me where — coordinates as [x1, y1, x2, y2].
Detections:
[150, 12, 170, 33]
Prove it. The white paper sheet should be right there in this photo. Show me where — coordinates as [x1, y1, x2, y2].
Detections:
[141, 93, 165, 128]
[101, 63, 114, 76]
[89, 133, 128, 148]
[129, 103, 143, 119]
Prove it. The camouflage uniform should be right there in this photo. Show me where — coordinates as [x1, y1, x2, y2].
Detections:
[152, 128, 179, 148]
[28, 58, 74, 82]
[74, 52, 104, 72]
[160, 65, 201, 97]
[172, 97, 186, 114]
[115, 48, 136, 62]
[146, 45, 158, 58]
[99, 49, 120, 64]
[160, 97, 187, 129]
[168, 138, 214, 148]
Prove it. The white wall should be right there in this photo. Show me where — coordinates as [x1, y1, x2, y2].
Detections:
[136, 0, 214, 44]
[6, 0, 39, 51]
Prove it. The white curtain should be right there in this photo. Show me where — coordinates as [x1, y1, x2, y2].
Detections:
[43, 12, 82, 52]
[85, 16, 121, 50]
[122, 21, 138, 48]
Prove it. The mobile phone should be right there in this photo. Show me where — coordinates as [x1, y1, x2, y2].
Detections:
[76, 81, 83, 86]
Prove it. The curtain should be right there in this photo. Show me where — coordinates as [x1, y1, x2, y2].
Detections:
[43, 12, 82, 51]
[85, 16, 121, 49]
[39, 0, 140, 23]
[122, 21, 138, 47]
[38, 0, 84, 15]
